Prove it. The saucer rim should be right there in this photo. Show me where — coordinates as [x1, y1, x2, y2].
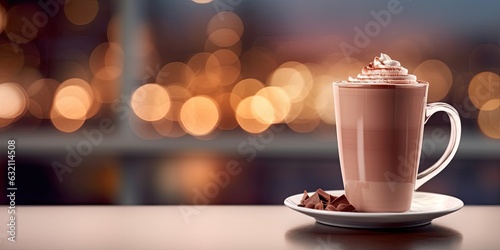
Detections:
[284, 190, 464, 221]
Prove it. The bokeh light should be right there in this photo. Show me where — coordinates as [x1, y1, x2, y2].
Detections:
[313, 75, 336, 125]
[207, 11, 243, 39]
[236, 96, 271, 134]
[208, 29, 240, 47]
[268, 61, 313, 103]
[250, 95, 275, 125]
[64, 0, 99, 26]
[414, 59, 453, 102]
[478, 99, 500, 139]
[131, 83, 171, 122]
[207, 49, 241, 86]
[50, 108, 85, 133]
[180, 96, 220, 136]
[54, 83, 92, 120]
[325, 57, 363, 81]
[0, 82, 28, 119]
[90, 42, 123, 75]
[230, 78, 265, 111]
[468, 72, 500, 109]
[156, 62, 195, 86]
[255, 86, 291, 123]
[154, 155, 220, 202]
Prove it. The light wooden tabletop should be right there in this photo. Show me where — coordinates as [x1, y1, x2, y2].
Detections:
[0, 206, 498, 249]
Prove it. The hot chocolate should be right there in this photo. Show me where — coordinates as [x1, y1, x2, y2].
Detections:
[334, 54, 427, 212]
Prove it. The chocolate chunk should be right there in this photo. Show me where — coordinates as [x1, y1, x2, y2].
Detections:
[316, 188, 331, 202]
[304, 192, 320, 207]
[329, 195, 338, 202]
[298, 189, 356, 212]
[298, 190, 309, 207]
[337, 203, 356, 212]
[314, 202, 324, 210]
[330, 194, 349, 207]
[325, 205, 338, 211]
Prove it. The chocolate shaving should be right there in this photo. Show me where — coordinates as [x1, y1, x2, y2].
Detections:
[299, 188, 356, 212]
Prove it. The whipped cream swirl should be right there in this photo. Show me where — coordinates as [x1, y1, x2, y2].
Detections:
[348, 53, 418, 84]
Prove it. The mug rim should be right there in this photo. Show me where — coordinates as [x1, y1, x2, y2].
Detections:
[333, 80, 428, 88]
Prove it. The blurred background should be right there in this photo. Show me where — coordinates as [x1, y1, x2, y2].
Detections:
[0, 0, 499, 205]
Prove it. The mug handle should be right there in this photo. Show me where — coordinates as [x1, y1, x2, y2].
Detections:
[415, 102, 462, 190]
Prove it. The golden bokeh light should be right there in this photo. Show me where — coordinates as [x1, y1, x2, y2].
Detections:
[188, 52, 219, 74]
[180, 96, 220, 136]
[207, 11, 244, 38]
[414, 59, 453, 102]
[54, 78, 98, 120]
[255, 86, 291, 123]
[236, 96, 271, 134]
[313, 75, 336, 125]
[156, 62, 195, 86]
[64, 0, 99, 26]
[468, 71, 500, 109]
[54, 85, 91, 120]
[27, 78, 59, 119]
[268, 61, 313, 103]
[230, 78, 265, 111]
[189, 72, 223, 95]
[287, 95, 321, 133]
[50, 108, 85, 133]
[0, 43, 24, 77]
[131, 83, 171, 122]
[325, 57, 363, 81]
[208, 29, 240, 47]
[287, 117, 321, 134]
[207, 49, 241, 86]
[250, 95, 275, 125]
[0, 82, 28, 119]
[478, 99, 500, 139]
[90, 42, 123, 75]
[154, 155, 219, 201]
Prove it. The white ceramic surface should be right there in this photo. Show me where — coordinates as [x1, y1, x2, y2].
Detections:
[284, 190, 464, 229]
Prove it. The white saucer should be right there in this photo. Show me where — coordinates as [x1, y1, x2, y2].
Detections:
[284, 190, 463, 229]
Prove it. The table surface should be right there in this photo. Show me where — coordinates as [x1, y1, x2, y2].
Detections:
[1, 206, 498, 250]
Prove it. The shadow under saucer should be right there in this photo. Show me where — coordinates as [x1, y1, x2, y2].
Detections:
[285, 222, 462, 250]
